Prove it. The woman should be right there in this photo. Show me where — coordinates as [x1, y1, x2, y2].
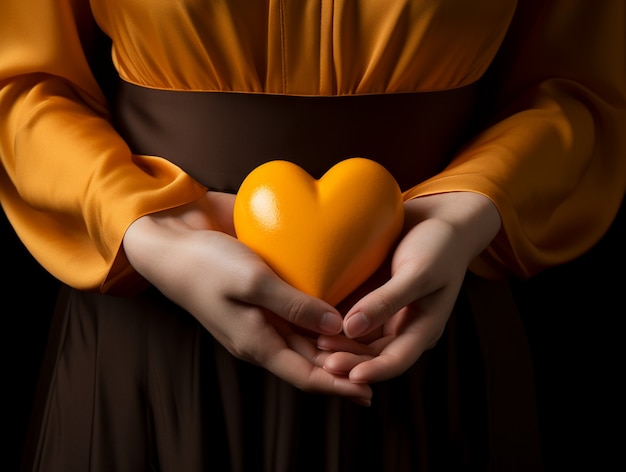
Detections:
[2, 1, 624, 470]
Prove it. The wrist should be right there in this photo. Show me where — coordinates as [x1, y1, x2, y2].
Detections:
[404, 192, 501, 259]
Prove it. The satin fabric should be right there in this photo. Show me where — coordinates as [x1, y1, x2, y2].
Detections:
[0, 1, 624, 292]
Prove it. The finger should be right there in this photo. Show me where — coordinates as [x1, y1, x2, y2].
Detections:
[348, 331, 425, 383]
[269, 318, 375, 405]
[316, 335, 377, 355]
[230, 310, 373, 403]
[264, 347, 373, 403]
[323, 352, 374, 377]
[238, 264, 344, 336]
[347, 302, 448, 383]
[319, 334, 394, 377]
[268, 312, 335, 368]
[342, 265, 430, 339]
[317, 334, 376, 376]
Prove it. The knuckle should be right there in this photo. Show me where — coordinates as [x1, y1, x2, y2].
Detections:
[228, 336, 265, 365]
[291, 373, 319, 394]
[370, 289, 398, 317]
[231, 265, 268, 301]
[282, 297, 310, 326]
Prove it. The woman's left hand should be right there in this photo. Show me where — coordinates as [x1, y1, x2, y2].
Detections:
[317, 191, 501, 384]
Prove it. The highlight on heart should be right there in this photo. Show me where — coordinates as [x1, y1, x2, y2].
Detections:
[234, 157, 404, 306]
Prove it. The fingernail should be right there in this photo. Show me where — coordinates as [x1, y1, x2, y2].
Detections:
[345, 312, 370, 338]
[320, 312, 343, 334]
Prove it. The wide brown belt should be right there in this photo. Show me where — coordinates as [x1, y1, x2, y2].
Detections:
[113, 81, 479, 193]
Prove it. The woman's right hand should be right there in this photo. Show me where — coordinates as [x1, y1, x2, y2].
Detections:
[123, 191, 373, 405]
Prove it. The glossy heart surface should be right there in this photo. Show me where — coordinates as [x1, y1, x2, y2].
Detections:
[234, 158, 404, 306]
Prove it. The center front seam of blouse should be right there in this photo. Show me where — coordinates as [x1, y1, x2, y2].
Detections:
[279, 0, 288, 94]
[319, 0, 334, 95]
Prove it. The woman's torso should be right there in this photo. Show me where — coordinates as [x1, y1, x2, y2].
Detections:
[105, 0, 517, 191]
[93, 0, 516, 95]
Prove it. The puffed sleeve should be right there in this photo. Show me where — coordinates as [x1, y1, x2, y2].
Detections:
[404, 0, 626, 279]
[0, 0, 207, 293]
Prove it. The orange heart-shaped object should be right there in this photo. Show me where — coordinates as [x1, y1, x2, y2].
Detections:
[234, 158, 404, 306]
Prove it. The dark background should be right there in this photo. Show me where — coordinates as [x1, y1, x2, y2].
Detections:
[3, 198, 624, 471]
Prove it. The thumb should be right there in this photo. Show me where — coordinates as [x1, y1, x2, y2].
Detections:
[255, 275, 344, 335]
[342, 268, 421, 339]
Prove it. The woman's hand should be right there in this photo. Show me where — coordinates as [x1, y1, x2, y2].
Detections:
[123, 191, 373, 405]
[318, 191, 501, 384]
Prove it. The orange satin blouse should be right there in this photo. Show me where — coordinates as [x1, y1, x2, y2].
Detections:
[0, 0, 624, 293]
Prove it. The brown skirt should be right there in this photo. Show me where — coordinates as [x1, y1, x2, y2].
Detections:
[22, 84, 542, 471]
[21, 275, 541, 472]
